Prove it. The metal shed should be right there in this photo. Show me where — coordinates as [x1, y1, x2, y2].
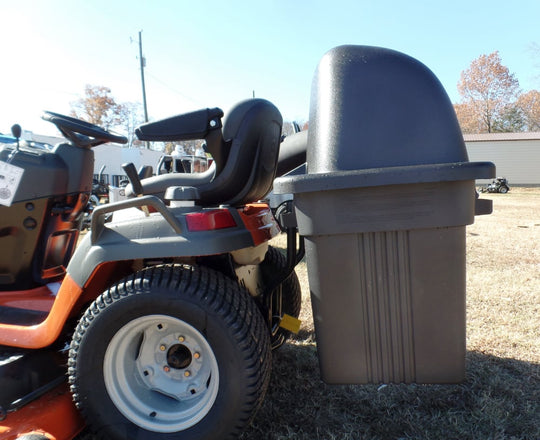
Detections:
[465, 132, 540, 186]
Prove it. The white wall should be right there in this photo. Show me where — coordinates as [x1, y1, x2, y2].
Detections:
[92, 139, 540, 187]
[93, 144, 164, 184]
[466, 140, 540, 186]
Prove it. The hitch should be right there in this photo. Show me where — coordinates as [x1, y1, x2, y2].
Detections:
[262, 201, 304, 342]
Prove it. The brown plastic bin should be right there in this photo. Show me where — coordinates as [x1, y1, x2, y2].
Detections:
[274, 45, 495, 384]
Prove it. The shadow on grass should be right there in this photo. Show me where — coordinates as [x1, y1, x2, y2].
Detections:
[241, 345, 539, 440]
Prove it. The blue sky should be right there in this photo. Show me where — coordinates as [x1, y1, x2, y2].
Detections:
[1, 0, 539, 136]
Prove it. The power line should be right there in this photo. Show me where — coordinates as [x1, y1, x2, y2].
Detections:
[144, 71, 203, 107]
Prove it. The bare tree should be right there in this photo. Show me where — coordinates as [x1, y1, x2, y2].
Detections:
[454, 102, 485, 134]
[516, 89, 540, 131]
[492, 104, 525, 132]
[70, 85, 127, 131]
[457, 52, 520, 133]
[117, 101, 145, 147]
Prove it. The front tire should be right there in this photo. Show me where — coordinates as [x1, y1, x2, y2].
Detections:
[68, 265, 271, 440]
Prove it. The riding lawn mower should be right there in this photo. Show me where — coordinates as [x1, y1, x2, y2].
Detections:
[0, 45, 494, 440]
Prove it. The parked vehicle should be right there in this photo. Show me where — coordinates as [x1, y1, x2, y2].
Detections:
[0, 129, 52, 151]
[0, 133, 16, 144]
[479, 177, 510, 194]
[157, 145, 211, 175]
[92, 165, 110, 202]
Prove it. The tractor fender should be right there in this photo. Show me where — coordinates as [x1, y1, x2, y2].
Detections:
[67, 204, 279, 289]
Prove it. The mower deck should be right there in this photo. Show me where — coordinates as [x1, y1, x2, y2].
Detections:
[0, 381, 84, 440]
[0, 346, 84, 439]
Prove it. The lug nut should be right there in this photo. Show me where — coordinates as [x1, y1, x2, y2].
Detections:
[184, 370, 191, 377]
[178, 336, 185, 343]
[163, 366, 170, 373]
[193, 352, 200, 359]
[160, 345, 166, 351]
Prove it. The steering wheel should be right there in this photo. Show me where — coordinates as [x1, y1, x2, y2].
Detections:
[42, 111, 128, 147]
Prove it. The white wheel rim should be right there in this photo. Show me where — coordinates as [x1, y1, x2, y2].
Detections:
[103, 314, 219, 433]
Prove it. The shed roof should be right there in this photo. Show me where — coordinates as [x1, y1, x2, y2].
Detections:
[464, 132, 540, 142]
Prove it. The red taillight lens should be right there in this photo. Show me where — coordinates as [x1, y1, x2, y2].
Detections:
[186, 209, 237, 232]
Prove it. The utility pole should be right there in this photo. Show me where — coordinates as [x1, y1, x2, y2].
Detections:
[138, 30, 150, 148]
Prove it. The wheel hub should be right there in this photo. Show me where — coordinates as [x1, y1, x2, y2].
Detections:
[167, 344, 192, 370]
[103, 315, 219, 433]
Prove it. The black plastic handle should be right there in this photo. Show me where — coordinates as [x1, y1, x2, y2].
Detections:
[122, 162, 143, 196]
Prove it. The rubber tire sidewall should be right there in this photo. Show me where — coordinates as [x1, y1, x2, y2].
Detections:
[71, 270, 269, 440]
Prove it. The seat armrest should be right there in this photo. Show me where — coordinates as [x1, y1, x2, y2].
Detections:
[136, 108, 224, 141]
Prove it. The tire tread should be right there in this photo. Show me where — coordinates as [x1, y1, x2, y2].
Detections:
[68, 264, 271, 440]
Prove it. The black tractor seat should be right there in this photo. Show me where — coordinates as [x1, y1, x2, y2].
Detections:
[128, 161, 216, 196]
[128, 99, 283, 207]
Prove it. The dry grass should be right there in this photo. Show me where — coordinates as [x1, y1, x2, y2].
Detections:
[241, 188, 539, 440]
[74, 189, 539, 439]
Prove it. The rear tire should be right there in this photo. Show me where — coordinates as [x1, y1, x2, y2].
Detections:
[260, 246, 302, 349]
[68, 265, 271, 440]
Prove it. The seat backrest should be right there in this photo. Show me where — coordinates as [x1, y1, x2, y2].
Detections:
[133, 99, 282, 207]
[195, 98, 283, 206]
